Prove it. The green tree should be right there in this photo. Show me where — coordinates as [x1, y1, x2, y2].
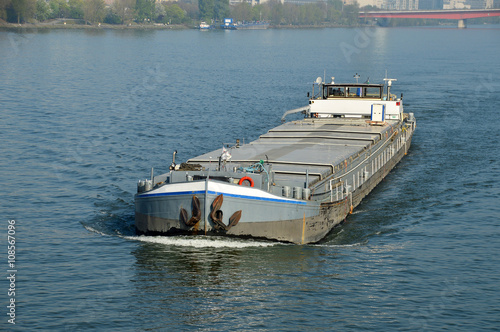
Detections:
[298, 3, 322, 25]
[113, 0, 135, 24]
[83, 0, 105, 23]
[198, 0, 213, 21]
[49, 0, 69, 18]
[361, 5, 378, 11]
[268, 0, 283, 25]
[35, 0, 49, 20]
[176, 1, 196, 23]
[213, 0, 228, 21]
[231, 2, 252, 21]
[154, 1, 164, 22]
[320, 0, 341, 23]
[329, 0, 343, 11]
[341, 3, 359, 25]
[165, 3, 184, 24]
[11, 0, 36, 23]
[135, 0, 154, 22]
[0, 0, 11, 20]
[251, 4, 267, 21]
[282, 3, 299, 24]
[68, 0, 84, 19]
[104, 7, 121, 23]
[48, 0, 58, 18]
[176, 0, 193, 24]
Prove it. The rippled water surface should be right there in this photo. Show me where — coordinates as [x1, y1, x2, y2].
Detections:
[1, 26, 500, 330]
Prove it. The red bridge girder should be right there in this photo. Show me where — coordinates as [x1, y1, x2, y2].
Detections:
[359, 9, 500, 20]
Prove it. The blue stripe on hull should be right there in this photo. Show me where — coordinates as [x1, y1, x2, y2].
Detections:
[136, 190, 307, 205]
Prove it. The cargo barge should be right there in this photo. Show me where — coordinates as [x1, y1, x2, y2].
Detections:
[135, 76, 416, 243]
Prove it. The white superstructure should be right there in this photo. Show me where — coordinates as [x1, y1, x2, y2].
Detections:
[307, 77, 403, 121]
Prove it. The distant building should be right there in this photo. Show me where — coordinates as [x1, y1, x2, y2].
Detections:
[229, 0, 270, 5]
[356, 0, 385, 7]
[419, 0, 443, 9]
[433, 0, 491, 8]
[482, 0, 494, 7]
[383, 0, 418, 9]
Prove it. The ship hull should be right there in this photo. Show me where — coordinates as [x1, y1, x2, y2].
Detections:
[135, 117, 415, 244]
[135, 180, 325, 243]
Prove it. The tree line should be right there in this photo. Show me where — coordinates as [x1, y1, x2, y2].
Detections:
[229, 0, 359, 26]
[0, 0, 361, 26]
[0, 0, 192, 24]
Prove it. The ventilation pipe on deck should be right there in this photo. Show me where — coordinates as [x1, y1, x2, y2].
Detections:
[169, 150, 177, 170]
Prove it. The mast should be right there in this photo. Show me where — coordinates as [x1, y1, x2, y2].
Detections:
[383, 78, 397, 100]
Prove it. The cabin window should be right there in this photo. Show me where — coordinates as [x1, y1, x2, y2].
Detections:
[364, 87, 382, 98]
[323, 85, 382, 99]
[324, 86, 345, 98]
[346, 87, 362, 97]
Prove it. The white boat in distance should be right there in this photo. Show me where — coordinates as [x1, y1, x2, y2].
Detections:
[135, 75, 416, 244]
[198, 21, 212, 29]
[220, 18, 269, 30]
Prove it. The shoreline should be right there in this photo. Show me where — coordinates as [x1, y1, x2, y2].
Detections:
[0, 18, 353, 31]
[0, 22, 189, 30]
[1, 20, 498, 31]
[0, 23, 367, 31]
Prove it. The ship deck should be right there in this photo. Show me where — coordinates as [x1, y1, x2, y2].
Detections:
[188, 118, 400, 188]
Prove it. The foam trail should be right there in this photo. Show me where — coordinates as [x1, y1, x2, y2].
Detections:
[83, 225, 109, 237]
[122, 235, 277, 248]
[314, 242, 365, 248]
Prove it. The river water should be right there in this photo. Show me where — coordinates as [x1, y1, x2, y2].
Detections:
[1, 25, 499, 330]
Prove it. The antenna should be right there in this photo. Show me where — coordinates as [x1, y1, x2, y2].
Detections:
[312, 77, 322, 99]
[383, 78, 397, 100]
[354, 73, 360, 83]
[383, 78, 397, 86]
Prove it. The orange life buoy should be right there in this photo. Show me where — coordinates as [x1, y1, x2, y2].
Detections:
[238, 176, 254, 187]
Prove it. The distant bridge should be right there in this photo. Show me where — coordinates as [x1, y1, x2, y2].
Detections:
[359, 9, 500, 28]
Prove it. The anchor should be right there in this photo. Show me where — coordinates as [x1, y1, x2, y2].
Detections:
[210, 194, 242, 231]
[180, 195, 201, 227]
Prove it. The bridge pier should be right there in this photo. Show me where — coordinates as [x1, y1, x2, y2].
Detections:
[457, 19, 467, 28]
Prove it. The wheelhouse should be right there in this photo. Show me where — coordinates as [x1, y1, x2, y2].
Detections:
[322, 84, 384, 99]
[307, 78, 403, 120]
